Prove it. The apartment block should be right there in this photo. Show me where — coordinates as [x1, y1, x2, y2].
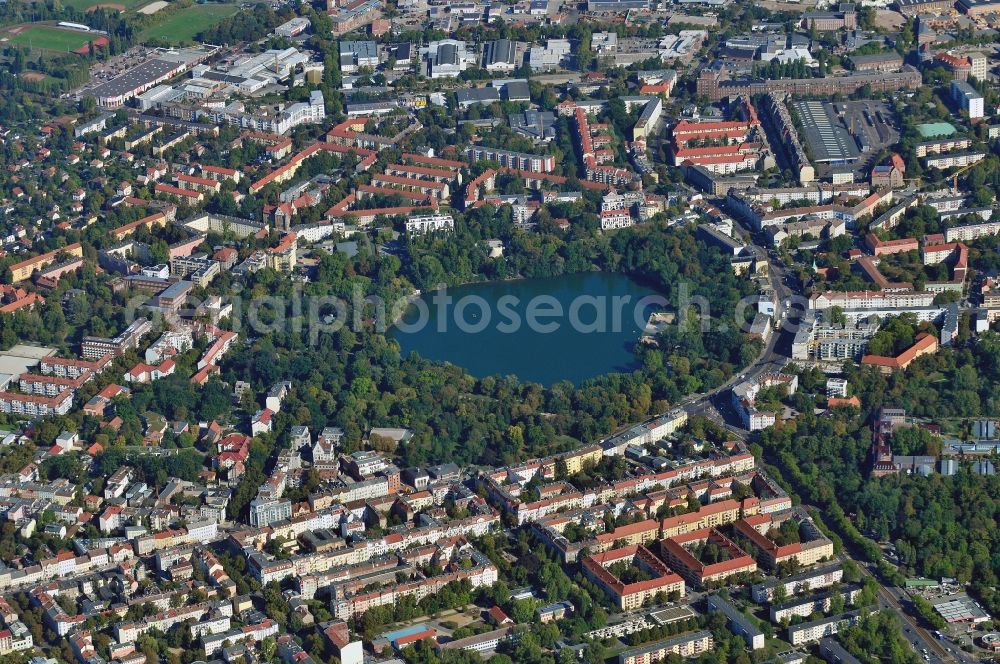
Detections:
[752, 563, 844, 603]
[581, 545, 685, 610]
[787, 611, 860, 646]
[706, 595, 765, 650]
[617, 631, 714, 664]
[770, 584, 862, 622]
[733, 509, 834, 569]
[464, 146, 555, 173]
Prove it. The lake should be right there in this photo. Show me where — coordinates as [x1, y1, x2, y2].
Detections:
[390, 272, 665, 385]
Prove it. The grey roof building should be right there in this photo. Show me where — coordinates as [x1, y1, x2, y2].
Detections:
[818, 638, 862, 664]
[483, 39, 518, 71]
[509, 110, 557, 141]
[495, 79, 530, 101]
[588, 0, 649, 10]
[339, 40, 378, 73]
[706, 595, 765, 650]
[893, 455, 936, 475]
[972, 420, 996, 439]
[455, 87, 501, 108]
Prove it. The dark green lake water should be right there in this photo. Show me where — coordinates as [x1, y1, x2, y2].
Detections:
[390, 272, 664, 385]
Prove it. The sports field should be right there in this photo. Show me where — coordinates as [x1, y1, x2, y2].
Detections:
[139, 3, 238, 43]
[7, 25, 99, 52]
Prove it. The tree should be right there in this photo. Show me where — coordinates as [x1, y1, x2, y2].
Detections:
[912, 594, 946, 630]
[829, 590, 846, 614]
[260, 636, 277, 661]
[42, 455, 82, 481]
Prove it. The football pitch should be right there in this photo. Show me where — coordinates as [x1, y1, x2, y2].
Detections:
[7, 25, 100, 52]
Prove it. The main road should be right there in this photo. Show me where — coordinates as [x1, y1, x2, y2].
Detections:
[670, 218, 971, 664]
[852, 556, 961, 664]
[671, 210, 799, 429]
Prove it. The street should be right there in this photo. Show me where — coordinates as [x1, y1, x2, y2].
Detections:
[853, 559, 961, 664]
[672, 222, 977, 664]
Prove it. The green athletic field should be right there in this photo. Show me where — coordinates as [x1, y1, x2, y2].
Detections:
[139, 3, 239, 43]
[7, 25, 97, 52]
[59, 0, 147, 13]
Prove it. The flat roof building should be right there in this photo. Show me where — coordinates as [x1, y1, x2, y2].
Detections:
[589, 0, 650, 10]
[818, 638, 862, 664]
[339, 40, 378, 73]
[617, 631, 714, 664]
[752, 563, 844, 603]
[787, 611, 861, 646]
[706, 595, 765, 650]
[951, 79, 984, 119]
[456, 87, 501, 108]
[930, 594, 991, 623]
[791, 100, 861, 164]
[87, 56, 200, 108]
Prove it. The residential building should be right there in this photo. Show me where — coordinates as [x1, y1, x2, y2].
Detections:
[752, 563, 844, 603]
[465, 146, 555, 173]
[952, 80, 984, 119]
[770, 585, 862, 622]
[706, 595, 764, 650]
[581, 545, 685, 610]
[731, 373, 798, 430]
[924, 151, 986, 170]
[658, 528, 758, 587]
[249, 496, 292, 527]
[787, 611, 861, 646]
[405, 214, 454, 235]
[617, 631, 714, 664]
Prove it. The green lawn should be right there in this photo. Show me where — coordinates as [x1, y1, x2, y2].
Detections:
[139, 3, 239, 43]
[8, 25, 97, 52]
[59, 0, 147, 12]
